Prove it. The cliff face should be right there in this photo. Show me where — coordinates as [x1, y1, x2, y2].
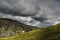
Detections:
[0, 18, 39, 38]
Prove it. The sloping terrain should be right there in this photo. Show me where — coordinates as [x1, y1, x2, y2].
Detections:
[0, 18, 39, 38]
[1, 23, 60, 40]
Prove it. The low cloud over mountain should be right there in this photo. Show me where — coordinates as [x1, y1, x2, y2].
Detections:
[0, 0, 60, 27]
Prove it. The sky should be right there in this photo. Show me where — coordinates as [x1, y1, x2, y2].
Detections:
[0, 0, 60, 27]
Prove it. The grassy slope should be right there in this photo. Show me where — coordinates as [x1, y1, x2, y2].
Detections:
[1, 24, 60, 40]
[0, 18, 39, 38]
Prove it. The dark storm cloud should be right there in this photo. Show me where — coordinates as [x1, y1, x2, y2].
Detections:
[0, 0, 39, 16]
[0, 0, 60, 22]
[55, 0, 60, 2]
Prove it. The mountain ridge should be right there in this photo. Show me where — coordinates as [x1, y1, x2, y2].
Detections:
[0, 18, 39, 38]
[1, 23, 60, 40]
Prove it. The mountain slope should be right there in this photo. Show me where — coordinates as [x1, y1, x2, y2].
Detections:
[0, 18, 39, 38]
[1, 24, 60, 40]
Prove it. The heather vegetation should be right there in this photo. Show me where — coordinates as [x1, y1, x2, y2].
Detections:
[0, 18, 38, 38]
[0, 18, 60, 40]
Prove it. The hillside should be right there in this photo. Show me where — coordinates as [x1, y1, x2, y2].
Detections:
[0, 18, 39, 38]
[1, 23, 60, 40]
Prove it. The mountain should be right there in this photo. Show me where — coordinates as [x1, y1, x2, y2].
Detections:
[1, 23, 60, 40]
[0, 18, 39, 38]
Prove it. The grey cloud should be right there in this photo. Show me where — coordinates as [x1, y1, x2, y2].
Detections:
[0, 0, 60, 27]
[0, 0, 60, 16]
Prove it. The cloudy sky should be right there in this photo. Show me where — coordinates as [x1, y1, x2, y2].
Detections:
[0, 0, 60, 27]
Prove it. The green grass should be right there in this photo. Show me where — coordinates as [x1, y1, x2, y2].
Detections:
[1, 24, 60, 40]
[0, 18, 39, 38]
[0, 29, 42, 40]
